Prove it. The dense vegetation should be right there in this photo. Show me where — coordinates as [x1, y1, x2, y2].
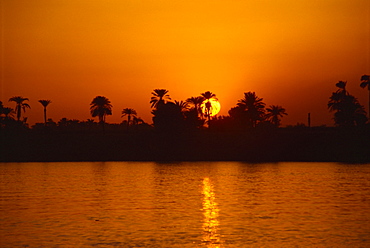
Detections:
[1, 78, 369, 163]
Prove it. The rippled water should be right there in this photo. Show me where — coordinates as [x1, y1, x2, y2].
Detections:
[1, 162, 370, 247]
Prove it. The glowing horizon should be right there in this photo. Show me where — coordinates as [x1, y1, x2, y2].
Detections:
[1, 0, 369, 126]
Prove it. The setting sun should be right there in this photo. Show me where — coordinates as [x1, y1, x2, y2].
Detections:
[0, 0, 369, 127]
[0, 1, 370, 247]
[201, 98, 221, 117]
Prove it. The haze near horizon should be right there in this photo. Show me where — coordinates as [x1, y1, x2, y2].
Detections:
[1, 0, 369, 126]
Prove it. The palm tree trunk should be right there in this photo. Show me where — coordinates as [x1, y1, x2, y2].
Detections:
[44, 107, 47, 126]
[101, 115, 105, 131]
[196, 103, 202, 119]
[127, 115, 131, 130]
[16, 105, 21, 121]
[368, 87, 370, 119]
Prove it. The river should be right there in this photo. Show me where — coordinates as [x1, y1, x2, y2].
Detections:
[1, 162, 370, 247]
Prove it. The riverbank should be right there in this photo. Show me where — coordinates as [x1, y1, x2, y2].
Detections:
[1, 127, 369, 163]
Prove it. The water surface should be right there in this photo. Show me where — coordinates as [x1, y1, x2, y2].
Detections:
[1, 162, 370, 247]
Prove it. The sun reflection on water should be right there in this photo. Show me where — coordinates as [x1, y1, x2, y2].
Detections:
[202, 177, 222, 247]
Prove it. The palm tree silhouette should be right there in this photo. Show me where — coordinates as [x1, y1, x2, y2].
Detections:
[237, 92, 266, 127]
[174, 100, 189, 113]
[0, 105, 15, 128]
[186, 96, 205, 118]
[360, 75, 370, 118]
[2, 107, 15, 119]
[328, 81, 349, 112]
[132, 116, 144, 125]
[201, 91, 217, 124]
[336, 80, 347, 91]
[9, 96, 31, 121]
[150, 89, 171, 108]
[328, 81, 367, 126]
[38, 100, 51, 126]
[121, 108, 137, 129]
[90, 96, 112, 123]
[266, 105, 288, 127]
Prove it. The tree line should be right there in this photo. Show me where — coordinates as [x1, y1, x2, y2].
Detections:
[0, 90, 288, 131]
[1, 75, 369, 131]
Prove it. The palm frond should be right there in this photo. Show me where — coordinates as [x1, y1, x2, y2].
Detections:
[39, 100, 51, 107]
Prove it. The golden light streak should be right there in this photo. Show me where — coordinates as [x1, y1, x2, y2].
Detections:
[202, 177, 222, 247]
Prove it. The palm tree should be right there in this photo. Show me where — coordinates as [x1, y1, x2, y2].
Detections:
[201, 91, 217, 124]
[174, 100, 189, 113]
[121, 108, 137, 129]
[266, 105, 288, 127]
[336, 80, 347, 89]
[38, 100, 51, 125]
[237, 92, 266, 127]
[132, 116, 144, 125]
[150, 89, 171, 108]
[2, 107, 15, 119]
[9, 96, 31, 121]
[328, 81, 367, 126]
[90, 96, 112, 123]
[152, 102, 185, 131]
[328, 81, 349, 112]
[360, 75, 370, 119]
[186, 96, 205, 117]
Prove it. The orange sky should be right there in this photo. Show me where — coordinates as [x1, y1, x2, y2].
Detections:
[1, 0, 369, 126]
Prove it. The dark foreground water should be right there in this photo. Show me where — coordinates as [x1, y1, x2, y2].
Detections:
[1, 162, 370, 247]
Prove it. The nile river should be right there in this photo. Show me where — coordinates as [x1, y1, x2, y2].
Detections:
[1, 162, 370, 247]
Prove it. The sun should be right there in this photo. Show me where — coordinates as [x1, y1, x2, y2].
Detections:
[201, 98, 221, 117]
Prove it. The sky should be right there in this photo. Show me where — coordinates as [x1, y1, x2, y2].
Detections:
[1, 0, 369, 126]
